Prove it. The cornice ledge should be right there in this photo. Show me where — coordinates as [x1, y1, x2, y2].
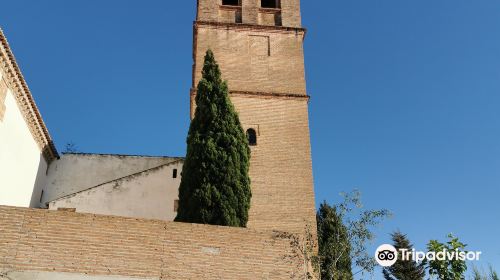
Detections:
[0, 28, 59, 162]
[190, 88, 310, 101]
[195, 21, 307, 36]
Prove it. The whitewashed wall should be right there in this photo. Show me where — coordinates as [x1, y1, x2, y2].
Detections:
[0, 75, 47, 207]
[42, 154, 182, 206]
[48, 161, 183, 221]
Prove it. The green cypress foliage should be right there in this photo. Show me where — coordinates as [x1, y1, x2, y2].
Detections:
[317, 202, 353, 280]
[174, 50, 251, 227]
[383, 231, 425, 280]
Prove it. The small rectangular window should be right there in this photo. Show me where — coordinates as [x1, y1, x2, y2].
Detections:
[39, 190, 44, 203]
[247, 128, 257, 146]
[222, 0, 240, 6]
[174, 200, 179, 212]
[173, 169, 178, 178]
[261, 0, 280, 8]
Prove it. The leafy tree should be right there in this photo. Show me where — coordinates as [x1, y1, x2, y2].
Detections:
[472, 266, 488, 280]
[427, 234, 467, 280]
[382, 231, 425, 280]
[491, 266, 500, 280]
[174, 50, 251, 227]
[471, 265, 499, 280]
[340, 190, 392, 276]
[317, 190, 391, 278]
[317, 202, 353, 280]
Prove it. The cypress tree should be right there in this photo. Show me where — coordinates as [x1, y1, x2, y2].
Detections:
[317, 202, 353, 280]
[174, 50, 251, 227]
[383, 231, 425, 280]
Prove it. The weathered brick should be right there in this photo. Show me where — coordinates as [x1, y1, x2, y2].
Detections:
[0, 206, 309, 279]
[192, 0, 316, 236]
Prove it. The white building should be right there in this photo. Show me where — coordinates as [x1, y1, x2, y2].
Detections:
[0, 28, 183, 221]
[44, 153, 183, 221]
[0, 28, 58, 208]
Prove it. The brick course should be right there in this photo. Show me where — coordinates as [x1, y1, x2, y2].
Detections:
[0, 206, 308, 279]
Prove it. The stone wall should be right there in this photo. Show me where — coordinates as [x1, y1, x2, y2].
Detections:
[0, 206, 309, 279]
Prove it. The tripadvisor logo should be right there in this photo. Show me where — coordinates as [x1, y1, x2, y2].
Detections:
[375, 244, 398, 267]
[375, 244, 482, 267]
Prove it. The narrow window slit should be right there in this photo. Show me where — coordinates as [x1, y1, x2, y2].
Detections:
[247, 128, 257, 146]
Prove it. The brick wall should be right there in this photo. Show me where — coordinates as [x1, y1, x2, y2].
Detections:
[242, 0, 259, 24]
[229, 94, 317, 234]
[191, 14, 316, 235]
[258, 9, 282, 26]
[198, 0, 302, 28]
[188, 89, 317, 235]
[0, 206, 310, 279]
[193, 24, 307, 95]
[281, 0, 302, 28]
[197, 0, 219, 22]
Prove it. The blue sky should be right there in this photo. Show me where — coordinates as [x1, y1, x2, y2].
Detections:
[2, 0, 500, 278]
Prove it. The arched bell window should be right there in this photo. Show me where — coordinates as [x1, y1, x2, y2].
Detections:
[246, 128, 257, 146]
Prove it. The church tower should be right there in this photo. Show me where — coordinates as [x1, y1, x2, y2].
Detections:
[191, 0, 316, 234]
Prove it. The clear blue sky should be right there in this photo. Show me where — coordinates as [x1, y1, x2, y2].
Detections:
[2, 1, 500, 278]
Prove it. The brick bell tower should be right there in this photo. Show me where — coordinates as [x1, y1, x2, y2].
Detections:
[191, 0, 316, 234]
